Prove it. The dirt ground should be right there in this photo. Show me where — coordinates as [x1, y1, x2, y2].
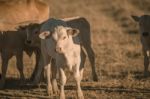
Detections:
[0, 0, 150, 99]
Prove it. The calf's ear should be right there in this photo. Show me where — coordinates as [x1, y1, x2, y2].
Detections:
[67, 28, 80, 37]
[17, 25, 27, 31]
[39, 31, 51, 39]
[131, 15, 140, 22]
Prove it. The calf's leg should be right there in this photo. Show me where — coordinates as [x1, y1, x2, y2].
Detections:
[84, 46, 98, 81]
[143, 50, 150, 77]
[59, 68, 66, 99]
[51, 59, 59, 94]
[0, 50, 12, 89]
[32, 54, 44, 85]
[42, 52, 53, 95]
[30, 49, 42, 83]
[80, 48, 86, 70]
[73, 66, 84, 99]
[16, 51, 25, 80]
[45, 62, 53, 95]
[30, 50, 40, 80]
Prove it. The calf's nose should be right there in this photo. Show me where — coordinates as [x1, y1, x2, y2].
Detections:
[142, 32, 149, 37]
[55, 47, 62, 53]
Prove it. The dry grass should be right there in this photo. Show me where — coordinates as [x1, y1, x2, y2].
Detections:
[1, 0, 150, 98]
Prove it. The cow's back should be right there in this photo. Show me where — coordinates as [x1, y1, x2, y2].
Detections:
[0, 30, 36, 57]
[64, 17, 92, 46]
[0, 31, 26, 50]
[0, 0, 50, 31]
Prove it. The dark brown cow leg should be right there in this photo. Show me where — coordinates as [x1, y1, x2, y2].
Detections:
[30, 49, 41, 82]
[32, 54, 44, 85]
[16, 51, 25, 81]
[0, 50, 12, 89]
[85, 46, 98, 81]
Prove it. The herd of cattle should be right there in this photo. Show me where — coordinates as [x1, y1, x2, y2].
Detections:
[0, 0, 150, 99]
[24, 17, 99, 99]
[0, 17, 97, 99]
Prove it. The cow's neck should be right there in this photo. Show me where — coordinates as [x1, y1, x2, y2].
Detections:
[27, 0, 35, 5]
[64, 37, 80, 57]
[63, 43, 80, 68]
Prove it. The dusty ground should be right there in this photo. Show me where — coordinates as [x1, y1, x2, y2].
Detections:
[0, 0, 150, 98]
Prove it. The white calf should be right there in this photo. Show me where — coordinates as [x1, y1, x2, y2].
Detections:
[39, 18, 84, 99]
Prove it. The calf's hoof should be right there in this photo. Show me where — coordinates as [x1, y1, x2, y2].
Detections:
[53, 87, 59, 95]
[47, 86, 53, 96]
[78, 95, 84, 99]
[52, 83, 59, 95]
[30, 73, 35, 81]
[93, 74, 98, 82]
[60, 93, 65, 99]
[0, 81, 5, 89]
[77, 91, 84, 99]
[31, 77, 41, 85]
[144, 71, 149, 77]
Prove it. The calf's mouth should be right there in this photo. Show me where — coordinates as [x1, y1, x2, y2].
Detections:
[25, 40, 32, 45]
[142, 32, 149, 37]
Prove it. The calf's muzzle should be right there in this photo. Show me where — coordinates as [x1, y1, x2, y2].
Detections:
[26, 40, 32, 44]
[142, 32, 149, 37]
[55, 46, 62, 53]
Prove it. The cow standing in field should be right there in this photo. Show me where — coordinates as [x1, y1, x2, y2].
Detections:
[0, 30, 41, 89]
[0, 0, 49, 88]
[132, 15, 150, 76]
[39, 18, 84, 99]
[25, 17, 98, 84]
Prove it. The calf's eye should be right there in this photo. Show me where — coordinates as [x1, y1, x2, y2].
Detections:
[63, 36, 66, 40]
[34, 30, 39, 34]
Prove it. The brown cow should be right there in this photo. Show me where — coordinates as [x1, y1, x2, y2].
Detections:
[132, 15, 150, 76]
[24, 17, 98, 83]
[0, 0, 49, 31]
[0, 0, 49, 88]
[0, 30, 41, 89]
